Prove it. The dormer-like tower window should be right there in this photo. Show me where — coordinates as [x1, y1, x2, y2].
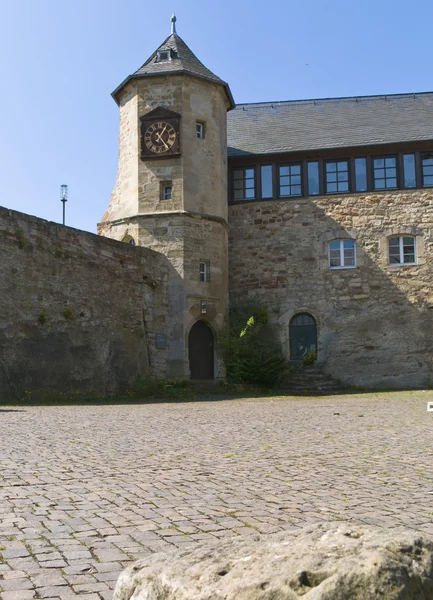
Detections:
[156, 50, 171, 62]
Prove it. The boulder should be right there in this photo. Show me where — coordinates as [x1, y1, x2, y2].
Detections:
[113, 522, 433, 599]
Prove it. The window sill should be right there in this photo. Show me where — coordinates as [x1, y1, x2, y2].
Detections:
[329, 266, 357, 270]
[387, 263, 417, 268]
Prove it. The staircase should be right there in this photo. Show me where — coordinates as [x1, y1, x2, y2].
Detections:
[281, 364, 347, 396]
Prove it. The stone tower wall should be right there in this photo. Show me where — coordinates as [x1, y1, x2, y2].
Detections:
[99, 74, 230, 378]
[228, 190, 433, 389]
[0, 207, 169, 401]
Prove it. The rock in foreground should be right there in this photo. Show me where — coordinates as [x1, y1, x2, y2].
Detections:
[113, 523, 433, 599]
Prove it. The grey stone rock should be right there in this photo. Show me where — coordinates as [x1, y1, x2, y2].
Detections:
[113, 523, 433, 599]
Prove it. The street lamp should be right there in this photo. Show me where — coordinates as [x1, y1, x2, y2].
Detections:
[60, 184, 68, 226]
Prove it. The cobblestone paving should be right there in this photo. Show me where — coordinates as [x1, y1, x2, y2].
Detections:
[1, 391, 433, 599]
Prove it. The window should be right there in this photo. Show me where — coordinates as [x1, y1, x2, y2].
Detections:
[261, 165, 273, 198]
[421, 154, 433, 187]
[199, 261, 210, 282]
[290, 313, 317, 360]
[156, 50, 170, 62]
[160, 182, 172, 200]
[279, 164, 302, 197]
[196, 122, 204, 139]
[233, 168, 255, 200]
[307, 162, 319, 195]
[373, 157, 397, 189]
[200, 300, 207, 314]
[329, 239, 356, 269]
[388, 236, 416, 265]
[354, 158, 367, 192]
[403, 154, 416, 188]
[325, 161, 349, 193]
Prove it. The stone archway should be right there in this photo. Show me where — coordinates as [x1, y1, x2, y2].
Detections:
[188, 320, 214, 380]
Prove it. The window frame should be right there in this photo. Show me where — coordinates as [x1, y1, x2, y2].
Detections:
[421, 153, 433, 188]
[259, 164, 274, 199]
[328, 239, 357, 270]
[160, 181, 172, 201]
[199, 260, 210, 282]
[388, 236, 417, 266]
[372, 155, 399, 190]
[196, 122, 205, 139]
[277, 162, 303, 198]
[324, 159, 351, 195]
[232, 166, 256, 202]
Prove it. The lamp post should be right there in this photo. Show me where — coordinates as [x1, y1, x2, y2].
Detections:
[60, 185, 68, 226]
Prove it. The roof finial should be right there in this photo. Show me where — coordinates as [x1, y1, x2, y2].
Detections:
[171, 13, 177, 34]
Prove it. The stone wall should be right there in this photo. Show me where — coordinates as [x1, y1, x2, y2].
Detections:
[0, 207, 169, 401]
[99, 73, 230, 379]
[228, 190, 433, 389]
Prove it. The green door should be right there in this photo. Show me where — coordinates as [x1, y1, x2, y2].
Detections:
[290, 313, 317, 360]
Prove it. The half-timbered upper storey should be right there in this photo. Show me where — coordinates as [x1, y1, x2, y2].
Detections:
[226, 92, 433, 203]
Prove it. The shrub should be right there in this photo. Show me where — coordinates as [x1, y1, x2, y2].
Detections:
[303, 350, 317, 366]
[63, 307, 74, 319]
[38, 310, 48, 325]
[219, 300, 286, 388]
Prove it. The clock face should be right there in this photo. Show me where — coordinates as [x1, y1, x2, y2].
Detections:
[144, 121, 177, 155]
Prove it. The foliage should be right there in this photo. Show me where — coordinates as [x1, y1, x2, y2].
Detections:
[219, 300, 286, 388]
[38, 310, 48, 325]
[303, 350, 317, 366]
[63, 307, 74, 319]
[15, 229, 27, 249]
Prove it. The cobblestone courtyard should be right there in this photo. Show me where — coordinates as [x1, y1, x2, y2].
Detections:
[1, 391, 433, 599]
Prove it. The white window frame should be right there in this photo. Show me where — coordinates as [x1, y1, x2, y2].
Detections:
[388, 236, 417, 266]
[196, 122, 204, 139]
[199, 261, 210, 282]
[328, 239, 357, 270]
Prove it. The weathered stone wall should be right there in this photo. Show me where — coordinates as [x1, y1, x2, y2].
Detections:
[228, 190, 433, 389]
[99, 74, 230, 378]
[98, 212, 228, 378]
[0, 207, 169, 401]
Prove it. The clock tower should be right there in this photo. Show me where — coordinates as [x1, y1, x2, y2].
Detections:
[98, 16, 234, 379]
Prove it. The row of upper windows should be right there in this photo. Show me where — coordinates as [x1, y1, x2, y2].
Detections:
[329, 236, 416, 269]
[231, 152, 433, 201]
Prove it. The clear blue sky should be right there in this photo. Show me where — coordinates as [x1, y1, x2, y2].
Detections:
[1, 0, 432, 233]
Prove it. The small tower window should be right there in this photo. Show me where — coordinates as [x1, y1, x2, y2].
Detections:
[201, 300, 207, 314]
[122, 235, 136, 246]
[156, 50, 171, 62]
[160, 182, 172, 200]
[196, 122, 205, 139]
[199, 261, 210, 282]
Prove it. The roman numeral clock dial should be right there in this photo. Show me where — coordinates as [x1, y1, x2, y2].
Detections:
[144, 122, 177, 155]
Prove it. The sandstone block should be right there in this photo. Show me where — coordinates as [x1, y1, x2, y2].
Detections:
[113, 523, 433, 599]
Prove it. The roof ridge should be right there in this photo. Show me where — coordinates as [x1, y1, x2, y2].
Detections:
[235, 91, 433, 108]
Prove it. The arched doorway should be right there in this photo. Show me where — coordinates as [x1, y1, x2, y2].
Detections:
[188, 320, 214, 380]
[290, 313, 317, 360]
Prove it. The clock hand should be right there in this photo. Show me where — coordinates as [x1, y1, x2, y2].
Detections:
[155, 131, 169, 150]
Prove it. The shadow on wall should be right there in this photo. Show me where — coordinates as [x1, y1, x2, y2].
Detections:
[0, 207, 169, 402]
[228, 192, 433, 389]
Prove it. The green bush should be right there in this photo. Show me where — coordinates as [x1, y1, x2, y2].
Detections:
[303, 350, 317, 366]
[219, 300, 286, 388]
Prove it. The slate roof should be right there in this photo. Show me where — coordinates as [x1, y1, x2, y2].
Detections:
[112, 33, 235, 109]
[227, 92, 433, 157]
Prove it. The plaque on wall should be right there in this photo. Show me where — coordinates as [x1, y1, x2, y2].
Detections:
[155, 333, 168, 349]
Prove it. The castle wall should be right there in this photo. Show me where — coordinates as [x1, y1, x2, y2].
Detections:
[0, 207, 169, 401]
[228, 190, 433, 389]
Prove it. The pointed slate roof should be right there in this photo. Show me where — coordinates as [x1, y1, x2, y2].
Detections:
[112, 33, 235, 109]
